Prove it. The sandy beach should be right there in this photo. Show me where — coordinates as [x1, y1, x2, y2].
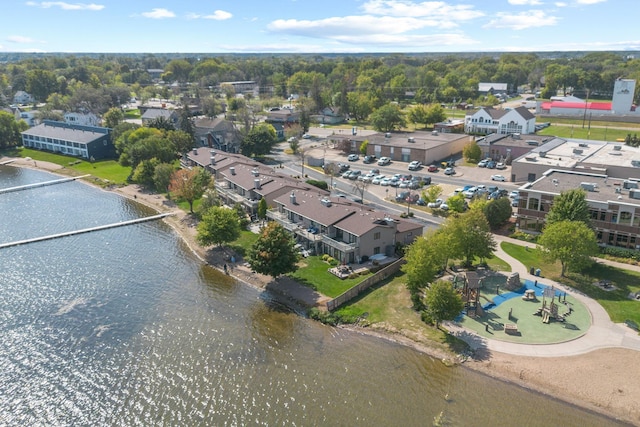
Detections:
[4, 156, 639, 425]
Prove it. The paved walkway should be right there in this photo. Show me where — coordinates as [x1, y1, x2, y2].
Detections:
[445, 235, 640, 356]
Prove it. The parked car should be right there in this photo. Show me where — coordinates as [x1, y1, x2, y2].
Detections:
[427, 198, 443, 208]
[363, 155, 377, 164]
[377, 157, 391, 166]
[463, 187, 478, 198]
[478, 159, 489, 168]
[440, 203, 449, 211]
[509, 190, 519, 199]
[347, 170, 361, 180]
[380, 177, 392, 186]
[511, 197, 519, 207]
[302, 133, 312, 139]
[337, 163, 350, 173]
[444, 167, 455, 175]
[360, 172, 376, 182]
[491, 174, 506, 181]
[341, 170, 352, 179]
[427, 164, 438, 172]
[348, 154, 359, 161]
[496, 162, 506, 170]
[408, 160, 422, 171]
[416, 198, 427, 206]
[372, 175, 386, 185]
[421, 176, 432, 185]
[487, 161, 496, 169]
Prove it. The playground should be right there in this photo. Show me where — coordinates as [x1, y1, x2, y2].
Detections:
[455, 272, 591, 344]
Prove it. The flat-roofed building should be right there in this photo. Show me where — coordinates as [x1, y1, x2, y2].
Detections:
[516, 169, 640, 250]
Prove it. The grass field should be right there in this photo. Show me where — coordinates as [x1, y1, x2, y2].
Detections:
[538, 125, 632, 141]
[4, 147, 131, 185]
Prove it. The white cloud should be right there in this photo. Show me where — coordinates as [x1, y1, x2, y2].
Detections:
[555, 2, 568, 6]
[6, 35, 39, 44]
[484, 10, 559, 30]
[141, 8, 175, 19]
[361, 0, 484, 21]
[204, 10, 232, 20]
[508, 0, 542, 4]
[26, 1, 104, 10]
[186, 10, 232, 20]
[575, 0, 606, 4]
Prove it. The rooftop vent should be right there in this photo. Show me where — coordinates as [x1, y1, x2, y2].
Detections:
[192, 148, 198, 155]
[385, 133, 391, 138]
[573, 148, 583, 155]
[320, 198, 332, 207]
[608, 151, 622, 156]
[630, 189, 640, 200]
[408, 137, 415, 143]
[580, 182, 597, 192]
[210, 155, 216, 165]
[252, 169, 259, 176]
[552, 178, 558, 184]
[513, 133, 521, 139]
[623, 180, 639, 190]
[290, 192, 297, 205]
[431, 130, 438, 136]
[613, 145, 622, 151]
[539, 151, 547, 158]
[526, 140, 539, 146]
[578, 143, 589, 148]
[525, 156, 537, 162]
[254, 179, 261, 190]
[230, 166, 235, 175]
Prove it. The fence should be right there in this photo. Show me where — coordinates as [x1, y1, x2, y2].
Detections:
[326, 258, 406, 311]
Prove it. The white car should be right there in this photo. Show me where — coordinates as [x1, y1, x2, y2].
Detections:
[348, 154, 359, 161]
[371, 175, 386, 185]
[408, 160, 422, 171]
[496, 162, 506, 170]
[377, 157, 391, 166]
[491, 174, 506, 181]
[360, 172, 376, 182]
[427, 198, 443, 208]
[509, 190, 519, 199]
[380, 177, 393, 186]
[444, 167, 455, 175]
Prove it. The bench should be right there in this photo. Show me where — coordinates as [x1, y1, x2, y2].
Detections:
[504, 323, 518, 335]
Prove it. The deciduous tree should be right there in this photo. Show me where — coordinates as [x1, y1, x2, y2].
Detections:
[538, 220, 598, 277]
[369, 103, 406, 132]
[546, 188, 590, 227]
[247, 222, 299, 278]
[463, 141, 482, 163]
[423, 280, 464, 328]
[169, 168, 210, 213]
[196, 206, 241, 247]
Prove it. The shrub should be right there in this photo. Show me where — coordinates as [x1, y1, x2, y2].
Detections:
[322, 254, 330, 261]
[509, 230, 538, 243]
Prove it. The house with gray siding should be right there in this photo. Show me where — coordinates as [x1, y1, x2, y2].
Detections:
[21, 120, 114, 160]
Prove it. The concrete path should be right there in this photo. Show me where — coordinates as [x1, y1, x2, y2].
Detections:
[445, 235, 640, 356]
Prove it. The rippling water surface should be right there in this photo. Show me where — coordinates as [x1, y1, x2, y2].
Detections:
[0, 166, 625, 426]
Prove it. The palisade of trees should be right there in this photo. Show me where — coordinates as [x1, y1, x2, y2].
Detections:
[2, 52, 640, 119]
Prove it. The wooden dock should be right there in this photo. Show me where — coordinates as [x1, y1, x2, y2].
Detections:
[0, 175, 91, 195]
[0, 213, 176, 249]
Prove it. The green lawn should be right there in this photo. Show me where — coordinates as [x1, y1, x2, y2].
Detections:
[6, 147, 131, 185]
[288, 256, 373, 298]
[537, 125, 631, 142]
[333, 273, 469, 353]
[227, 230, 259, 257]
[501, 241, 640, 325]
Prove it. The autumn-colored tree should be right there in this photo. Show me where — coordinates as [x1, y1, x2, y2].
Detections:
[168, 168, 210, 213]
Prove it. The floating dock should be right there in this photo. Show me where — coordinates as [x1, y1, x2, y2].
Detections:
[0, 213, 176, 249]
[0, 175, 91, 195]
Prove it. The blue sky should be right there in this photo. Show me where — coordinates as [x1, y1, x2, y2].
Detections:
[1, 0, 638, 53]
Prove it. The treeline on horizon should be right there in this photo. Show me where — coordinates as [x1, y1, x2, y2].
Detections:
[2, 50, 640, 117]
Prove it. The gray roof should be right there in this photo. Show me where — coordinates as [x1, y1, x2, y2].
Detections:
[21, 121, 108, 144]
[141, 108, 176, 120]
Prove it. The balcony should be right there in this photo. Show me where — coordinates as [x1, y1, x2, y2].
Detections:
[321, 235, 357, 252]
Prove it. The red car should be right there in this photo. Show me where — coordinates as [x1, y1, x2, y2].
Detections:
[427, 164, 438, 172]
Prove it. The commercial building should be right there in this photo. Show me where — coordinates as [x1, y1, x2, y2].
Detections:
[515, 169, 640, 250]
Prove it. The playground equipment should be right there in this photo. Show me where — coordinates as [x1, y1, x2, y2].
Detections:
[461, 272, 483, 317]
[534, 286, 565, 323]
[522, 289, 537, 301]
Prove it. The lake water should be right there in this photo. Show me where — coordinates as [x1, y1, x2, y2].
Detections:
[0, 165, 626, 426]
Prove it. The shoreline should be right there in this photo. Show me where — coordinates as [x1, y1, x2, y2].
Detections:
[2, 157, 639, 425]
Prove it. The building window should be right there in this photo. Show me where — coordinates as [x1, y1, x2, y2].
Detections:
[600, 211, 606, 221]
[590, 210, 599, 220]
[374, 232, 381, 240]
[611, 212, 618, 223]
[373, 246, 381, 254]
[528, 197, 539, 211]
[619, 211, 632, 225]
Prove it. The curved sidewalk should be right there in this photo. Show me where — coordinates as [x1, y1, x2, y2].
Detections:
[446, 234, 640, 357]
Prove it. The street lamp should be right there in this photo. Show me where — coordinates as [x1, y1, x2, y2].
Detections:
[385, 188, 389, 200]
